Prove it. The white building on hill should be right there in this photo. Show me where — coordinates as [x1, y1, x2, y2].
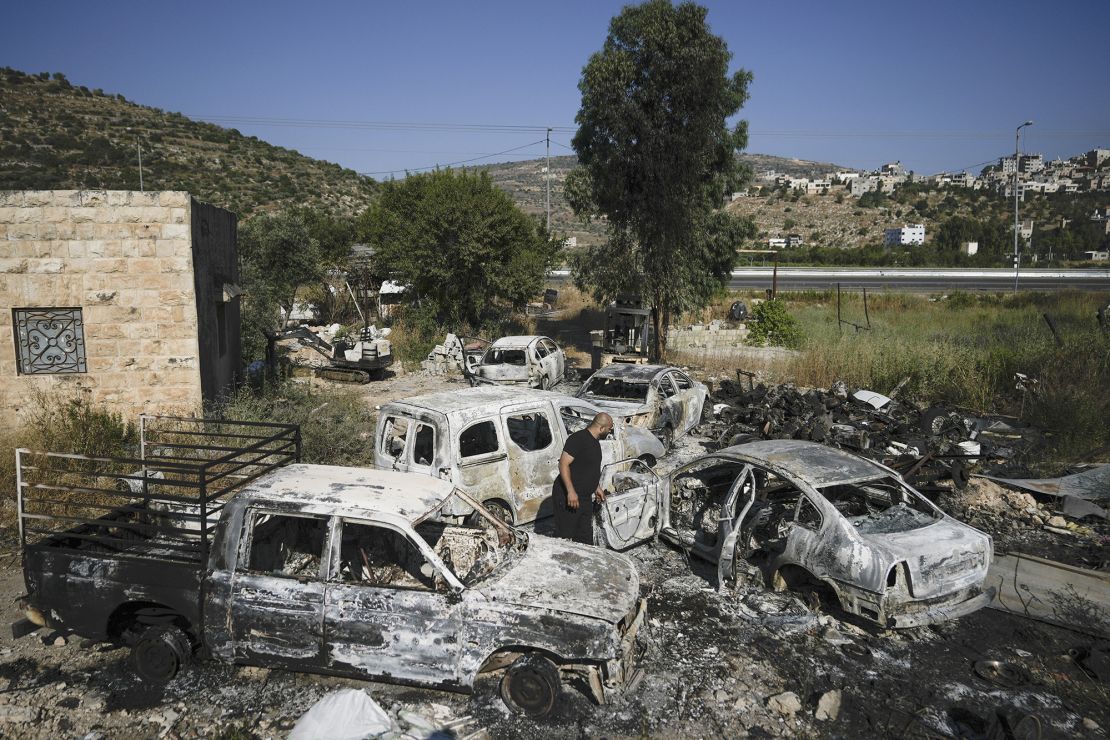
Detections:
[884, 223, 925, 246]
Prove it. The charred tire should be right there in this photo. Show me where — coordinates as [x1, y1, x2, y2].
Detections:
[130, 625, 191, 683]
[469, 500, 513, 527]
[500, 654, 561, 718]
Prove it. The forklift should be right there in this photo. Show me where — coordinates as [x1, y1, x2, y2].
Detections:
[590, 295, 653, 370]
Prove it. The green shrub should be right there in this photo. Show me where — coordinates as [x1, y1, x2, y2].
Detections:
[746, 300, 804, 349]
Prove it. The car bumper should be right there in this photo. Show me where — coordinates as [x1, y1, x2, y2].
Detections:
[887, 586, 996, 629]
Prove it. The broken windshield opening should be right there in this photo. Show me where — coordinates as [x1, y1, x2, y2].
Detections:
[415, 520, 525, 586]
[818, 476, 940, 534]
[483, 349, 527, 366]
[581, 377, 649, 402]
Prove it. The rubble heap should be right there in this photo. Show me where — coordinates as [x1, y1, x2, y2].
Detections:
[707, 375, 1043, 489]
[422, 333, 466, 375]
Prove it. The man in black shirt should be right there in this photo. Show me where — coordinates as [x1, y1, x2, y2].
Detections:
[552, 412, 614, 544]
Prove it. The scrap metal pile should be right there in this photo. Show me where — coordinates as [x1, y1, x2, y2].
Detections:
[706, 373, 1045, 492]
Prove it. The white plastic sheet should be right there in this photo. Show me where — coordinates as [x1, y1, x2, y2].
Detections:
[289, 688, 393, 740]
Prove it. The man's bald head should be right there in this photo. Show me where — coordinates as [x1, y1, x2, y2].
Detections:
[590, 412, 614, 437]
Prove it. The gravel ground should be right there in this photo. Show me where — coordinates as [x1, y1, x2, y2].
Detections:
[0, 375, 1106, 739]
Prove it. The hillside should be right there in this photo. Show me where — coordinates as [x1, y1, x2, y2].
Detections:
[0, 68, 376, 217]
[726, 182, 1108, 262]
[469, 152, 849, 248]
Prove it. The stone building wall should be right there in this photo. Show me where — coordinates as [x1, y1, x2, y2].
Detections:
[0, 190, 208, 420]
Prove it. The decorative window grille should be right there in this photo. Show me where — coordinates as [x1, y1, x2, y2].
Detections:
[12, 307, 87, 375]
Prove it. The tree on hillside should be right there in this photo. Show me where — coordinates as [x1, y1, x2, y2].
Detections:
[567, 0, 756, 360]
[358, 170, 560, 326]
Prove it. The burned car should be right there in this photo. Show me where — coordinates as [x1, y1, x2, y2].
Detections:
[594, 440, 994, 628]
[14, 419, 645, 719]
[375, 387, 665, 525]
[577, 364, 707, 448]
[468, 335, 565, 389]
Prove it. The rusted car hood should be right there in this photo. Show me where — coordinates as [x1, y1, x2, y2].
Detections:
[861, 519, 991, 598]
[478, 535, 639, 623]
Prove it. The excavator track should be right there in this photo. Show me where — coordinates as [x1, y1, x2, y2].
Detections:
[314, 366, 371, 384]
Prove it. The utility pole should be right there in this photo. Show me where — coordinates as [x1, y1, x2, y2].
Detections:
[137, 140, 144, 192]
[1013, 120, 1033, 292]
[545, 127, 552, 232]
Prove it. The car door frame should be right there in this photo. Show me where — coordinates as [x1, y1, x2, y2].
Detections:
[377, 409, 442, 476]
[499, 400, 562, 522]
[321, 516, 467, 687]
[595, 458, 661, 550]
[668, 370, 704, 435]
[539, 338, 563, 386]
[654, 372, 684, 433]
[228, 507, 331, 668]
[452, 415, 512, 514]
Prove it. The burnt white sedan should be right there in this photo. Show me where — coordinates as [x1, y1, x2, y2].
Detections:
[576, 364, 707, 449]
[595, 440, 995, 629]
[469, 336, 565, 390]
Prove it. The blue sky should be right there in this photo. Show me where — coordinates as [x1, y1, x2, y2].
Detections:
[3, 0, 1108, 177]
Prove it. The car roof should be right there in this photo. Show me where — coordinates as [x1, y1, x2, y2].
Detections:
[715, 439, 887, 488]
[490, 335, 546, 348]
[386, 385, 574, 415]
[241, 464, 452, 523]
[590, 364, 672, 382]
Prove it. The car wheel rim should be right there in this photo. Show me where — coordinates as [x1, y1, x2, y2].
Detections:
[508, 670, 552, 714]
[137, 635, 178, 681]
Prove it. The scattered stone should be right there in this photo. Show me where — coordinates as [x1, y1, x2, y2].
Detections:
[766, 691, 802, 716]
[53, 635, 67, 647]
[815, 690, 842, 721]
[398, 711, 436, 731]
[1083, 718, 1100, 731]
[714, 689, 730, 703]
[1047, 515, 1067, 528]
[237, 666, 270, 680]
[0, 705, 40, 722]
[822, 626, 853, 646]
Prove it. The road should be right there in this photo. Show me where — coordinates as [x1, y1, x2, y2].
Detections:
[548, 267, 1110, 292]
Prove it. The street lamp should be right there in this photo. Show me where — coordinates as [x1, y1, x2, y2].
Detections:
[1013, 120, 1033, 292]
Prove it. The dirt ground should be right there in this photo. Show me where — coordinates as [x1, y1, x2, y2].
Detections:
[0, 365, 1107, 739]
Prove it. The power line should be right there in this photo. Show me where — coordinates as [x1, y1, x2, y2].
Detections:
[189, 114, 576, 135]
[359, 138, 547, 176]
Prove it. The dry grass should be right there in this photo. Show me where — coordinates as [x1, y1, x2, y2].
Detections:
[712, 290, 1110, 463]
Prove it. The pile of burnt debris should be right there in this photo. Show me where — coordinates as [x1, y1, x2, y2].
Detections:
[706, 372, 1045, 493]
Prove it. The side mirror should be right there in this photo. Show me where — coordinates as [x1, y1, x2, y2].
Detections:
[420, 562, 436, 579]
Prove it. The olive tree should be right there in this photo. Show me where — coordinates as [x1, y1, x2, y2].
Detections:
[359, 169, 560, 326]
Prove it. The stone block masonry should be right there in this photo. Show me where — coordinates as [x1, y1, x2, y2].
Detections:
[0, 191, 237, 421]
[667, 323, 751, 359]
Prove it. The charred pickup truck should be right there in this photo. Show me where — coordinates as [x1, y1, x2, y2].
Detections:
[13, 416, 645, 717]
[595, 440, 994, 629]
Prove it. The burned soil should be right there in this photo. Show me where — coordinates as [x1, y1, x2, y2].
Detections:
[0, 373, 1107, 738]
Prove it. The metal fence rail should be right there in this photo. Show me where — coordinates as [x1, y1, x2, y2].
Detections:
[17, 416, 300, 567]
